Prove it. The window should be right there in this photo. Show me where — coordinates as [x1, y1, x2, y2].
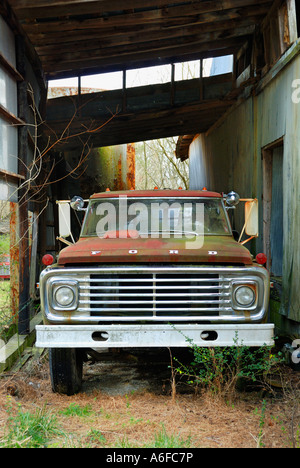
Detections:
[47, 77, 78, 99]
[126, 65, 171, 88]
[81, 72, 122, 93]
[203, 55, 233, 77]
[174, 60, 200, 81]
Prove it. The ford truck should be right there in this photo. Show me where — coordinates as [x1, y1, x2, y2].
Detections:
[36, 189, 273, 395]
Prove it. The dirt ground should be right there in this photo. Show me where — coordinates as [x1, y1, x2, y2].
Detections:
[0, 347, 299, 448]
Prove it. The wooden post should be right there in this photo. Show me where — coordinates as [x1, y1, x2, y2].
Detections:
[170, 63, 175, 106]
[16, 36, 30, 335]
[122, 70, 127, 112]
[199, 59, 204, 101]
[9, 202, 19, 322]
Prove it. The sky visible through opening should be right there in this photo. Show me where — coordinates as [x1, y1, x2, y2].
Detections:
[47, 56, 233, 96]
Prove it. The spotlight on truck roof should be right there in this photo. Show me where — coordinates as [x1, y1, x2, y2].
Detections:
[225, 191, 240, 207]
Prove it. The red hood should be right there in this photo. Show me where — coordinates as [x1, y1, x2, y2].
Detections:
[58, 235, 253, 265]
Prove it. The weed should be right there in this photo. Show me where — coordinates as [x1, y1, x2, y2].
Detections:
[115, 424, 192, 448]
[151, 424, 192, 448]
[86, 428, 106, 445]
[257, 399, 267, 448]
[125, 394, 131, 408]
[0, 398, 63, 448]
[60, 402, 93, 417]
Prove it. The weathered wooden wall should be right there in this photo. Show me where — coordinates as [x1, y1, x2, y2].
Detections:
[0, 12, 47, 334]
[189, 44, 300, 337]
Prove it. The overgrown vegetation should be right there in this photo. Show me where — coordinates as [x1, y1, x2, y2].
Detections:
[0, 231, 12, 340]
[172, 335, 283, 399]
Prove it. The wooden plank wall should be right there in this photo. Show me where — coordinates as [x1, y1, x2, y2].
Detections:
[189, 47, 300, 336]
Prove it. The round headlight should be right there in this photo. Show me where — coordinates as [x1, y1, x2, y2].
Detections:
[55, 286, 75, 307]
[235, 286, 255, 306]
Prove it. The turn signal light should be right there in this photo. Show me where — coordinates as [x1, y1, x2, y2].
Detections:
[256, 253, 267, 265]
[42, 254, 54, 266]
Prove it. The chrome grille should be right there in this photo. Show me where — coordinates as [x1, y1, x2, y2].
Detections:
[78, 271, 232, 318]
[41, 265, 270, 324]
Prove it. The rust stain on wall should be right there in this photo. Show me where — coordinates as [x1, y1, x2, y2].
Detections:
[114, 154, 125, 191]
[127, 143, 136, 190]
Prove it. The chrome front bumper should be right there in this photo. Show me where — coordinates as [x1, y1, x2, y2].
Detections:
[36, 323, 274, 348]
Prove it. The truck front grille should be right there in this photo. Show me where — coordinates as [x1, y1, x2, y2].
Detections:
[78, 270, 231, 318]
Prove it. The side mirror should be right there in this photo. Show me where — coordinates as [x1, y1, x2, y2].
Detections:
[245, 199, 258, 237]
[70, 196, 86, 212]
[225, 191, 240, 208]
[58, 202, 71, 238]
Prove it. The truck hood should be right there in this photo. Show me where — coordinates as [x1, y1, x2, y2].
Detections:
[58, 235, 253, 265]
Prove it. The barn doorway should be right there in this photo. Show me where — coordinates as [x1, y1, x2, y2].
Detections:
[262, 139, 284, 278]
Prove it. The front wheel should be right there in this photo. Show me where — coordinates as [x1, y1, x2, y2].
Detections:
[49, 348, 83, 395]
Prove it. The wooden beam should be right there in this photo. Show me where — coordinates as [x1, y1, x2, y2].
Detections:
[21, 2, 271, 37]
[44, 97, 234, 149]
[34, 15, 266, 57]
[286, 0, 298, 43]
[9, 0, 191, 18]
[10, 0, 272, 20]
[0, 169, 26, 183]
[0, 103, 26, 126]
[0, 52, 24, 81]
[42, 32, 252, 75]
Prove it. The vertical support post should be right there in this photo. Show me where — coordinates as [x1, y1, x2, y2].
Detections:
[78, 75, 82, 117]
[78, 75, 81, 96]
[199, 59, 204, 100]
[16, 36, 30, 335]
[122, 70, 127, 112]
[286, 0, 298, 44]
[170, 63, 175, 106]
[9, 202, 19, 321]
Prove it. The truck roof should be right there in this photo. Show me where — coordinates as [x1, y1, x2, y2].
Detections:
[90, 189, 222, 199]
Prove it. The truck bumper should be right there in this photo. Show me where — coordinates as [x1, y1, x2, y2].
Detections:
[36, 323, 274, 348]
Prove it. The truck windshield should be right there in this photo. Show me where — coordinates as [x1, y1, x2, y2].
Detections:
[81, 197, 231, 238]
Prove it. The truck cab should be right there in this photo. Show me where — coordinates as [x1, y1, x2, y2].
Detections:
[36, 189, 273, 395]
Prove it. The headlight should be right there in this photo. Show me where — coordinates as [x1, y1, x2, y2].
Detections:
[54, 286, 75, 307]
[234, 286, 255, 307]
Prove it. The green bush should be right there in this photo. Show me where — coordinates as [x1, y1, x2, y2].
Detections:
[175, 334, 282, 398]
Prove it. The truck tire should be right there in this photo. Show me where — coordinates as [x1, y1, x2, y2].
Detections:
[49, 348, 83, 395]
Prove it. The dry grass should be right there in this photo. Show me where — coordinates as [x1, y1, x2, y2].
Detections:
[0, 354, 299, 448]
